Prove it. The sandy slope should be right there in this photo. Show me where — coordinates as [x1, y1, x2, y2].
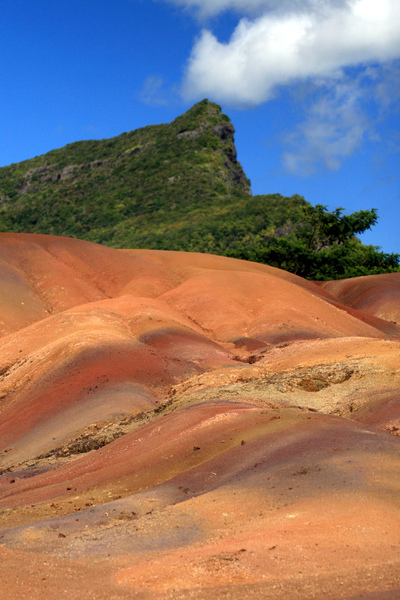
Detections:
[0, 233, 399, 599]
[321, 273, 400, 325]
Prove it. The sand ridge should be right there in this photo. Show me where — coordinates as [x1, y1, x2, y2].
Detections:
[0, 233, 399, 599]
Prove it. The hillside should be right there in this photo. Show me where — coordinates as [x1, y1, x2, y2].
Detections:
[1, 99, 398, 280]
[0, 100, 308, 253]
[0, 233, 400, 599]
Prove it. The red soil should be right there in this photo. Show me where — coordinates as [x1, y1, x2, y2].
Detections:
[0, 233, 399, 599]
[321, 273, 400, 325]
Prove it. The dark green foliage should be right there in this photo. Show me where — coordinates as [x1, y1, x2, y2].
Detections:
[296, 205, 378, 251]
[228, 204, 400, 280]
[0, 100, 251, 242]
[0, 100, 397, 280]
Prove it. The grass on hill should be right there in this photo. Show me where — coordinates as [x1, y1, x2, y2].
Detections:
[0, 99, 398, 280]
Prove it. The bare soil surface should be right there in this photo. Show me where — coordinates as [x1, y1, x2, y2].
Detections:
[1, 234, 399, 599]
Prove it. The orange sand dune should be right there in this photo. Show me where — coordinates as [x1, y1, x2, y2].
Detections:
[0, 296, 231, 467]
[1, 233, 398, 342]
[0, 233, 399, 599]
[321, 272, 400, 325]
[130, 248, 400, 341]
[1, 402, 399, 599]
[0, 233, 174, 336]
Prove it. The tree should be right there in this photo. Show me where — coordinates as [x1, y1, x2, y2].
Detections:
[296, 205, 378, 252]
[228, 204, 400, 280]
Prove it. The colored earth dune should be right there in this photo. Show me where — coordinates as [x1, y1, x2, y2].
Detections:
[0, 233, 399, 600]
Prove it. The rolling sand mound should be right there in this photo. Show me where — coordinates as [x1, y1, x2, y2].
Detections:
[321, 273, 400, 325]
[0, 233, 399, 599]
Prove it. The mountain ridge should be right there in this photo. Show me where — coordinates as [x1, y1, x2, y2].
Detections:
[0, 100, 311, 263]
[1, 100, 398, 281]
[0, 100, 257, 244]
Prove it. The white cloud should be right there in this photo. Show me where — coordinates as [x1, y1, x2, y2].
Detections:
[167, 0, 350, 19]
[139, 75, 177, 106]
[280, 61, 400, 176]
[180, 0, 400, 106]
[282, 79, 370, 175]
[161, 0, 400, 174]
[372, 62, 400, 110]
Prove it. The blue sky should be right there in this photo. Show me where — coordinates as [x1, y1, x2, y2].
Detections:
[1, 0, 399, 253]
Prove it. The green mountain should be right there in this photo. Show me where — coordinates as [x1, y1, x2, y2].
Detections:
[0, 100, 306, 252]
[0, 99, 398, 279]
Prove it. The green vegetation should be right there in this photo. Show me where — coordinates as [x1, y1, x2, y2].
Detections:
[0, 100, 251, 245]
[0, 99, 398, 280]
[228, 204, 400, 280]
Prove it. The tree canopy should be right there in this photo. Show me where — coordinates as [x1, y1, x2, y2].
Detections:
[228, 204, 400, 280]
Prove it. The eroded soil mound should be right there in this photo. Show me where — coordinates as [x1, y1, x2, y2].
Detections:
[321, 273, 400, 325]
[0, 233, 399, 599]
